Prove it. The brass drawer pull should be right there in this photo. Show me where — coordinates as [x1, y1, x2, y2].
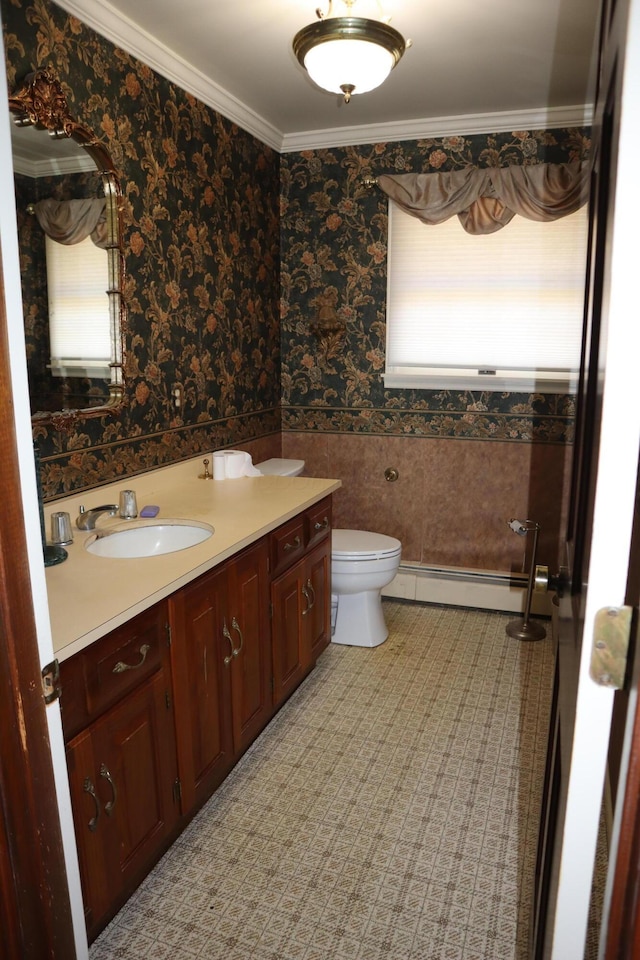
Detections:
[100, 763, 117, 815]
[301, 584, 311, 616]
[283, 536, 301, 552]
[222, 619, 234, 665]
[83, 777, 100, 832]
[314, 517, 329, 532]
[306, 578, 316, 610]
[231, 617, 244, 657]
[112, 643, 151, 674]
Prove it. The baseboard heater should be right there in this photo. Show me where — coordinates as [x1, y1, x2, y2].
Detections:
[382, 562, 552, 616]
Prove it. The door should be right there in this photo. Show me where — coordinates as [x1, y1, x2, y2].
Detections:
[534, 0, 640, 955]
[227, 540, 271, 755]
[0, 247, 77, 957]
[169, 566, 233, 813]
[304, 538, 331, 663]
[271, 559, 308, 706]
[65, 668, 179, 940]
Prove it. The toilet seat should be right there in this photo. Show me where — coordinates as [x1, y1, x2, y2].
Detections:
[332, 529, 402, 561]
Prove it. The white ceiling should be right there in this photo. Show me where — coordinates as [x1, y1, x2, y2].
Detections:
[53, 0, 600, 152]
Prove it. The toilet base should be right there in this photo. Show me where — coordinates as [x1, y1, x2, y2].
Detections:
[331, 590, 389, 648]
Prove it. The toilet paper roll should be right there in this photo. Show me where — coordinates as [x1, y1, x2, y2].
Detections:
[212, 451, 228, 480]
[211, 450, 263, 480]
[225, 450, 247, 479]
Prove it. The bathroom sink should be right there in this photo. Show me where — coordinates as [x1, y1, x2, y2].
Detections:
[84, 519, 214, 559]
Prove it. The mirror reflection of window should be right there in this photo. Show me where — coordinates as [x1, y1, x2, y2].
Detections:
[45, 234, 111, 378]
[9, 69, 125, 420]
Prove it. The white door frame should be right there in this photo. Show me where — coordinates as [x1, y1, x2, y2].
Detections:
[547, 0, 640, 954]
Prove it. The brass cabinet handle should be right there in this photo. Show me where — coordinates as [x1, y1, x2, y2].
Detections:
[112, 643, 151, 674]
[314, 517, 329, 532]
[231, 617, 243, 658]
[83, 777, 100, 832]
[306, 578, 316, 610]
[301, 584, 311, 617]
[222, 619, 234, 665]
[100, 763, 117, 816]
[284, 536, 301, 552]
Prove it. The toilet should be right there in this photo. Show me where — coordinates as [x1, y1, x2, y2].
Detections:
[255, 458, 305, 477]
[254, 459, 401, 648]
[331, 530, 402, 648]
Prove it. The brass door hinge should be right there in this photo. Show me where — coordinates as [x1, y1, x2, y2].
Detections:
[41, 659, 61, 704]
[173, 778, 182, 804]
[590, 606, 633, 689]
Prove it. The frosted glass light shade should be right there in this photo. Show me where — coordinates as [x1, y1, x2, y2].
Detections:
[304, 38, 395, 95]
[293, 16, 405, 99]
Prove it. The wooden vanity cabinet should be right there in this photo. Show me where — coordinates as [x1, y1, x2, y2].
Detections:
[59, 601, 179, 940]
[169, 538, 271, 816]
[271, 497, 332, 707]
[58, 494, 332, 938]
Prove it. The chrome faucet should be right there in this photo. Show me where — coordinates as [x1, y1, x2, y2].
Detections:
[76, 504, 118, 530]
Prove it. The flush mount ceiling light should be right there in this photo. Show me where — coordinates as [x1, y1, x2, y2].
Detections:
[293, 0, 407, 103]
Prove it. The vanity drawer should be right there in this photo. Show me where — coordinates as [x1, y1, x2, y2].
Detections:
[60, 601, 168, 741]
[306, 497, 332, 549]
[270, 515, 306, 578]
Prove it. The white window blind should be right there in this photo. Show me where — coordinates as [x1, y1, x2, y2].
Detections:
[384, 201, 589, 392]
[46, 234, 111, 378]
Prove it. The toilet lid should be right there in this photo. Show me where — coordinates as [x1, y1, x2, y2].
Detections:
[332, 529, 402, 560]
[256, 458, 305, 476]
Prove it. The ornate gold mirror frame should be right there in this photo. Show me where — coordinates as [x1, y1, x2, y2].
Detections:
[9, 68, 125, 426]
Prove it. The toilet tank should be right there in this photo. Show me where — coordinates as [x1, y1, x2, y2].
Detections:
[255, 458, 305, 477]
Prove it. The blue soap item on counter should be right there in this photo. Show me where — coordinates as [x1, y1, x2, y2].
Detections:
[140, 505, 160, 518]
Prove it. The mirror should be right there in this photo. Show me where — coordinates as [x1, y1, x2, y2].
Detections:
[9, 69, 125, 423]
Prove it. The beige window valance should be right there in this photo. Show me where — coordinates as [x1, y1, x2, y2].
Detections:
[377, 161, 589, 235]
[33, 198, 108, 248]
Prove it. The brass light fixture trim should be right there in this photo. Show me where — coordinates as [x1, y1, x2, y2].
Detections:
[293, 2, 407, 103]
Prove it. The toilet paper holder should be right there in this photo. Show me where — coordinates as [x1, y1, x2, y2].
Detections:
[505, 518, 546, 642]
[199, 458, 213, 480]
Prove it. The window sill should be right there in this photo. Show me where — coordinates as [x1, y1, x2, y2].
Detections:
[382, 368, 578, 394]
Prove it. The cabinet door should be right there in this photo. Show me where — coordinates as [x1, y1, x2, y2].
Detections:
[271, 562, 306, 706]
[304, 538, 331, 662]
[95, 671, 178, 889]
[169, 566, 233, 814]
[65, 728, 112, 933]
[66, 671, 179, 939]
[227, 540, 271, 755]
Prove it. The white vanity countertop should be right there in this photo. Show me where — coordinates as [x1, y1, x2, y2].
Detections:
[43, 456, 340, 662]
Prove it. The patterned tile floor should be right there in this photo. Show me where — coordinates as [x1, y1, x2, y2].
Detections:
[90, 601, 556, 960]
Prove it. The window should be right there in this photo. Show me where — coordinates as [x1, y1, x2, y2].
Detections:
[384, 201, 589, 392]
[46, 235, 111, 378]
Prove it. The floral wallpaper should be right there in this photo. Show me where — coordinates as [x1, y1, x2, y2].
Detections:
[280, 130, 589, 443]
[3, 0, 281, 499]
[3, 0, 590, 511]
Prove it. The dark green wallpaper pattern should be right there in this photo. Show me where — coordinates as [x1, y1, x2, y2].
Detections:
[280, 130, 589, 442]
[3, 0, 591, 501]
[3, 0, 281, 498]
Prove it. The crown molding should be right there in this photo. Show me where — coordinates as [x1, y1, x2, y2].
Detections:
[52, 0, 284, 151]
[52, 0, 593, 155]
[279, 103, 594, 152]
[12, 155, 96, 178]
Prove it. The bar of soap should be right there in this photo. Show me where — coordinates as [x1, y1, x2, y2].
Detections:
[140, 505, 160, 518]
